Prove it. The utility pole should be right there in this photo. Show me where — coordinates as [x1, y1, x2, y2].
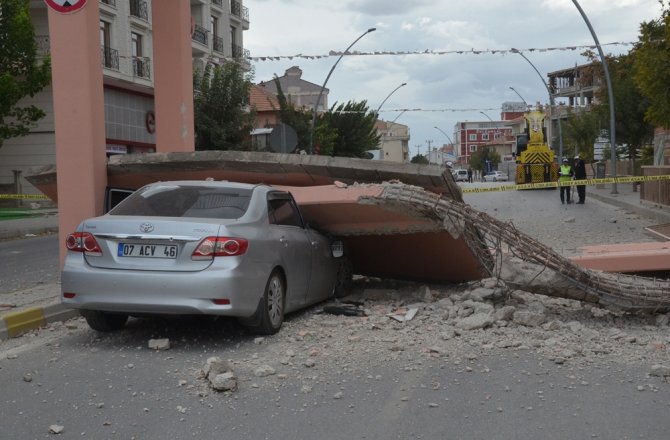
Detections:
[426, 140, 433, 159]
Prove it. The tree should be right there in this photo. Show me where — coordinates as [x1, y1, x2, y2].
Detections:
[0, 0, 51, 149]
[633, 1, 670, 129]
[469, 147, 500, 174]
[562, 107, 603, 162]
[273, 77, 310, 151]
[410, 154, 429, 164]
[193, 62, 255, 151]
[585, 51, 655, 169]
[320, 100, 380, 158]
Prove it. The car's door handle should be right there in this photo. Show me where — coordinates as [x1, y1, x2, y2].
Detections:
[279, 237, 288, 247]
[311, 241, 319, 247]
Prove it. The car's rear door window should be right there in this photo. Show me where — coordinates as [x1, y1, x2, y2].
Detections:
[267, 195, 304, 228]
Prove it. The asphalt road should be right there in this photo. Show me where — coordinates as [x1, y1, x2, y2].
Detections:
[0, 316, 667, 440]
[0, 234, 59, 293]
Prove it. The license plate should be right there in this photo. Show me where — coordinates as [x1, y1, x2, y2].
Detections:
[118, 243, 178, 259]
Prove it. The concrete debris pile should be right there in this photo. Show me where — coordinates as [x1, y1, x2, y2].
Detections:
[187, 279, 668, 397]
[373, 183, 670, 313]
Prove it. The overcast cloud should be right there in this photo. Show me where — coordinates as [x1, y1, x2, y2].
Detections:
[244, 0, 662, 156]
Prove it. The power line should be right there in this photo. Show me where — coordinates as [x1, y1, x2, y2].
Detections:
[249, 41, 635, 61]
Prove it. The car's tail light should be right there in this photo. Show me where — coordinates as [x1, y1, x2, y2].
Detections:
[65, 232, 103, 256]
[192, 236, 248, 259]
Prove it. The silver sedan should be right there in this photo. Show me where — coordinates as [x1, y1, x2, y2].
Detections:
[61, 181, 350, 335]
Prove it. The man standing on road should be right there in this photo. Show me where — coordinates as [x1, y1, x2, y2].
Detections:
[559, 158, 574, 204]
[574, 155, 586, 204]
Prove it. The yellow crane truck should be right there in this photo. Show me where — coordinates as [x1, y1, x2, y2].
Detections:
[515, 109, 558, 185]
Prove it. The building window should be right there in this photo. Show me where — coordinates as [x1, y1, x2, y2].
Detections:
[100, 20, 119, 70]
[131, 32, 142, 58]
[482, 133, 489, 141]
[211, 16, 224, 53]
[468, 133, 477, 141]
[131, 32, 150, 78]
[469, 145, 477, 152]
[100, 20, 110, 48]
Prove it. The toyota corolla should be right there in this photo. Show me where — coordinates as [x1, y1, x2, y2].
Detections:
[61, 181, 349, 335]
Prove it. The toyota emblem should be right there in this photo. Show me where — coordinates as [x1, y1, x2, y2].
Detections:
[139, 222, 154, 233]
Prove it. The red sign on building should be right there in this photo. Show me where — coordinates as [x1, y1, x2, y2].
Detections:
[44, 0, 87, 14]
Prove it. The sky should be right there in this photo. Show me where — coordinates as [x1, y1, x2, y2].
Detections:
[244, 0, 663, 157]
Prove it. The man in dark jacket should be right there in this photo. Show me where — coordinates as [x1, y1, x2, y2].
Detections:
[574, 155, 587, 204]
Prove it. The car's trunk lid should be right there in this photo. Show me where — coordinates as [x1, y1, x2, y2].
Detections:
[79, 216, 225, 271]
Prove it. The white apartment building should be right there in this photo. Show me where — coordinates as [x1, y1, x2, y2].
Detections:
[1, 0, 249, 196]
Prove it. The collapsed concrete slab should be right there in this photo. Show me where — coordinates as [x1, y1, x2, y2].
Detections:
[26, 151, 670, 312]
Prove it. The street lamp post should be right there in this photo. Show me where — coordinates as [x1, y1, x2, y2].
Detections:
[435, 126, 455, 165]
[480, 111, 494, 122]
[571, 0, 617, 194]
[375, 82, 407, 117]
[309, 27, 376, 154]
[508, 86, 528, 108]
[434, 126, 454, 146]
[510, 48, 564, 166]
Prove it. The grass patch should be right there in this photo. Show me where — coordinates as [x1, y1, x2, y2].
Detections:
[0, 208, 55, 221]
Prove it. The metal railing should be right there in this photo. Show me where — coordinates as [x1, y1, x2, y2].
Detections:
[101, 45, 119, 70]
[213, 35, 224, 53]
[231, 0, 249, 21]
[231, 44, 250, 60]
[129, 0, 148, 20]
[132, 57, 151, 79]
[192, 24, 208, 45]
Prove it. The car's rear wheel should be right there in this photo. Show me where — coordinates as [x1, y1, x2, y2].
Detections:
[81, 310, 128, 332]
[241, 270, 285, 335]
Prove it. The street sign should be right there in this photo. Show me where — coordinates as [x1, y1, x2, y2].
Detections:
[44, 0, 87, 14]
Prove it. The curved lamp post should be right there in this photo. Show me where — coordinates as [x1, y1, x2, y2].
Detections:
[375, 82, 407, 117]
[508, 86, 528, 108]
[571, 0, 617, 193]
[309, 27, 376, 154]
[480, 111, 494, 122]
[434, 126, 454, 146]
[510, 48, 564, 166]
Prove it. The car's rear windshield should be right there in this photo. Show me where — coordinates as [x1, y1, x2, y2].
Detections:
[108, 185, 252, 219]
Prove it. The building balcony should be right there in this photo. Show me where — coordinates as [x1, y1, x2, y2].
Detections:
[211, 0, 223, 7]
[129, 0, 148, 21]
[101, 45, 120, 70]
[231, 0, 250, 28]
[132, 57, 151, 79]
[232, 44, 250, 60]
[192, 24, 208, 46]
[213, 35, 224, 53]
[100, 0, 116, 6]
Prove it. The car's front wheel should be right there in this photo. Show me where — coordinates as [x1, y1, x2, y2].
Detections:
[81, 310, 128, 332]
[241, 270, 285, 335]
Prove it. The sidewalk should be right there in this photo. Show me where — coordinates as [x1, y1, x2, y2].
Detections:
[1, 184, 669, 340]
[588, 182, 670, 225]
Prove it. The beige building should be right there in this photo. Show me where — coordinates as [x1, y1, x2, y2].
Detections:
[373, 120, 410, 163]
[1, 0, 249, 196]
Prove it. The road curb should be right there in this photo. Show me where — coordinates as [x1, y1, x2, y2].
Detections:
[0, 302, 79, 341]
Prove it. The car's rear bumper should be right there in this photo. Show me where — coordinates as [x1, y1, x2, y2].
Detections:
[61, 258, 269, 318]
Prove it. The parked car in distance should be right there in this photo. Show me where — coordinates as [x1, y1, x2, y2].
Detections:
[484, 171, 509, 182]
[61, 181, 350, 335]
[452, 169, 469, 182]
